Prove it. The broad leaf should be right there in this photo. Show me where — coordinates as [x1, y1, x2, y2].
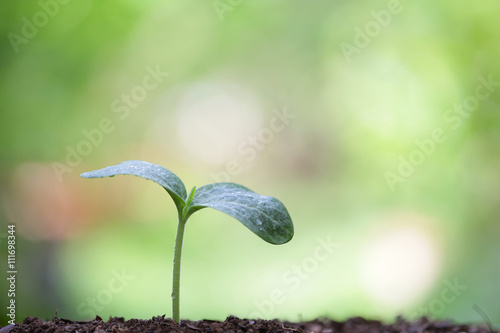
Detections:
[81, 160, 187, 211]
[187, 183, 294, 245]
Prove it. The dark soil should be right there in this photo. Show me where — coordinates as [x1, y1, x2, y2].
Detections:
[2, 315, 495, 333]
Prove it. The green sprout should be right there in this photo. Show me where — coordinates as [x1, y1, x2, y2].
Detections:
[81, 160, 294, 323]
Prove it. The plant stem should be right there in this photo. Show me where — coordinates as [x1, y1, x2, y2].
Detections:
[172, 213, 187, 323]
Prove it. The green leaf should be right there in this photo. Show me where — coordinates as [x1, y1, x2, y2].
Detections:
[187, 182, 294, 245]
[80, 160, 187, 212]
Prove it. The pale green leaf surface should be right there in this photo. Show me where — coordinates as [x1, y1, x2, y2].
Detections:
[80, 160, 187, 210]
[188, 182, 294, 245]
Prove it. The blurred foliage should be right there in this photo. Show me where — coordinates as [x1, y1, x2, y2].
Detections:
[1, 0, 499, 327]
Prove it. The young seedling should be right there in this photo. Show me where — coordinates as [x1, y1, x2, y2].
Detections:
[81, 160, 294, 323]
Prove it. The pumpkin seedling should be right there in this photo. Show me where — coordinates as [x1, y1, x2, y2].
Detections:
[81, 160, 294, 323]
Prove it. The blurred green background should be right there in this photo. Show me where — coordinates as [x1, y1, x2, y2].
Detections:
[1, 0, 499, 328]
